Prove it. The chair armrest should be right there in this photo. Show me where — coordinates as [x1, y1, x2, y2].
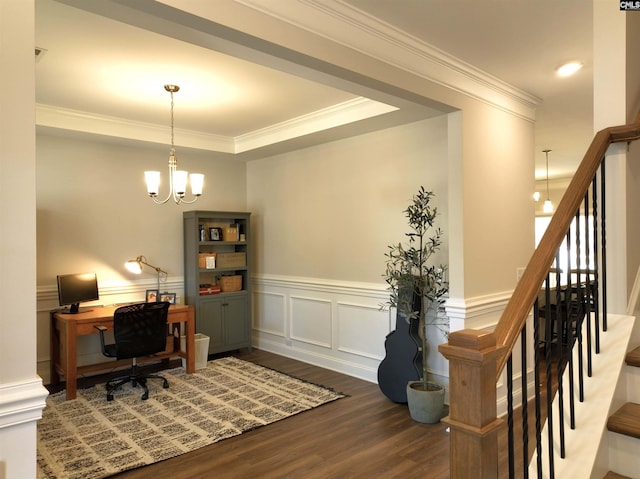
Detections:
[94, 325, 109, 355]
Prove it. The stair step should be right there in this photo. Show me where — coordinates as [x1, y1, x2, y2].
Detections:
[607, 402, 640, 439]
[625, 345, 640, 367]
[604, 472, 632, 479]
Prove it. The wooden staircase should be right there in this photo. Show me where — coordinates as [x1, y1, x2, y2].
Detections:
[604, 345, 640, 479]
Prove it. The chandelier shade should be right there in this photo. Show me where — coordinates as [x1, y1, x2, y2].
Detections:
[145, 85, 204, 205]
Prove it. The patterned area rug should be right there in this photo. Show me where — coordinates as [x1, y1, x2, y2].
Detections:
[37, 357, 345, 479]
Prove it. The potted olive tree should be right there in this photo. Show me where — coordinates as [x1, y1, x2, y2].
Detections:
[382, 186, 449, 423]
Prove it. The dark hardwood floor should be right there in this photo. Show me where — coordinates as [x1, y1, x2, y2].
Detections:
[51, 349, 451, 479]
[45, 347, 567, 478]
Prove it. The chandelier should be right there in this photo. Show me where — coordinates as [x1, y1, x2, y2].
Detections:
[144, 85, 204, 205]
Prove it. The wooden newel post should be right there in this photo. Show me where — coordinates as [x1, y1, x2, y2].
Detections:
[439, 329, 506, 479]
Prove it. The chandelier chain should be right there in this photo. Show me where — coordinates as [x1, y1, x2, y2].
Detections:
[170, 89, 175, 150]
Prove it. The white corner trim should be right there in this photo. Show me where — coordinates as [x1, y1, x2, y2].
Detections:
[0, 378, 49, 429]
[446, 291, 513, 331]
[236, 0, 540, 120]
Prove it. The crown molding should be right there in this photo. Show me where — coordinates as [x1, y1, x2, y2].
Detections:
[235, 97, 397, 152]
[236, 0, 540, 121]
[36, 95, 397, 154]
[36, 104, 235, 153]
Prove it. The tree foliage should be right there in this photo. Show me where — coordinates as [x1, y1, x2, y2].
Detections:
[382, 186, 449, 390]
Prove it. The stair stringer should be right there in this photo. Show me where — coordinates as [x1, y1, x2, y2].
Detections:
[527, 313, 636, 479]
[599, 309, 640, 479]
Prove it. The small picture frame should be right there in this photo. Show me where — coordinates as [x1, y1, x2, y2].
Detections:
[160, 292, 176, 304]
[146, 289, 158, 302]
[209, 227, 222, 241]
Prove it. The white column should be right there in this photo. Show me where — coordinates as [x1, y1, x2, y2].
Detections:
[0, 1, 48, 478]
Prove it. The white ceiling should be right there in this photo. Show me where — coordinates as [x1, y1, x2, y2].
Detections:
[35, 0, 593, 179]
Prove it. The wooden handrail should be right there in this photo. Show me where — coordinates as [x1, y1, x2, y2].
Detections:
[493, 119, 640, 378]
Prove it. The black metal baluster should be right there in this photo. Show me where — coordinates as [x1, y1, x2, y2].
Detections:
[583, 191, 594, 377]
[565, 228, 577, 429]
[554, 254, 566, 458]
[507, 354, 514, 478]
[544, 273, 555, 478]
[534, 296, 543, 478]
[601, 161, 607, 331]
[591, 175, 601, 353]
[521, 325, 529, 479]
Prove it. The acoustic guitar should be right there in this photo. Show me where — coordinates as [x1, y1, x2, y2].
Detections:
[377, 290, 422, 403]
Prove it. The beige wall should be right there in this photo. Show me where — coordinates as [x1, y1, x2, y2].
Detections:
[626, 12, 640, 302]
[247, 116, 449, 284]
[456, 101, 535, 300]
[36, 133, 247, 287]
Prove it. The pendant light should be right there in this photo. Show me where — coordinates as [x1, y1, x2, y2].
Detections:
[145, 85, 204, 205]
[542, 149, 553, 214]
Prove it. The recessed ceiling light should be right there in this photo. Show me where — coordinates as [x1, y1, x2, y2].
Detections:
[556, 61, 583, 77]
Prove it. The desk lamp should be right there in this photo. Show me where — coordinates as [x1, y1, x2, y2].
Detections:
[125, 255, 167, 294]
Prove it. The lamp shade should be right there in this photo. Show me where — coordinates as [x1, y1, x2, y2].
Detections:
[190, 173, 204, 196]
[125, 259, 142, 274]
[144, 171, 160, 196]
[173, 170, 188, 196]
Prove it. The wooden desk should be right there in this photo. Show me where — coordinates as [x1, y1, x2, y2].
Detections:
[50, 303, 195, 400]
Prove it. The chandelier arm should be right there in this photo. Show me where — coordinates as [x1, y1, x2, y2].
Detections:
[174, 195, 199, 205]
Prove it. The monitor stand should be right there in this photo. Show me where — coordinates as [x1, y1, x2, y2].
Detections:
[64, 303, 93, 314]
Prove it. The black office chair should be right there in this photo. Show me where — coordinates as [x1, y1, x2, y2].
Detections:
[95, 301, 171, 401]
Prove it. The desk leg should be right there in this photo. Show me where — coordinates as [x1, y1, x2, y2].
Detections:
[50, 314, 61, 385]
[186, 311, 195, 373]
[65, 320, 78, 400]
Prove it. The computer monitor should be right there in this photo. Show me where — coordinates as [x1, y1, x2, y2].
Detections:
[56, 272, 99, 314]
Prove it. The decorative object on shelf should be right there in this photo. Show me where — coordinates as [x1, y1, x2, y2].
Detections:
[380, 186, 449, 423]
[209, 227, 222, 241]
[145, 289, 158, 302]
[160, 292, 176, 304]
[144, 84, 204, 205]
[125, 255, 168, 293]
[543, 149, 554, 214]
[218, 274, 242, 292]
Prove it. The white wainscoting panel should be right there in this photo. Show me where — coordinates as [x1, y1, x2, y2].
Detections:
[253, 274, 390, 382]
[252, 291, 286, 337]
[336, 302, 387, 360]
[290, 296, 333, 348]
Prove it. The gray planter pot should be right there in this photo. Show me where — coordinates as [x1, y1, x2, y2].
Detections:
[406, 381, 445, 423]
